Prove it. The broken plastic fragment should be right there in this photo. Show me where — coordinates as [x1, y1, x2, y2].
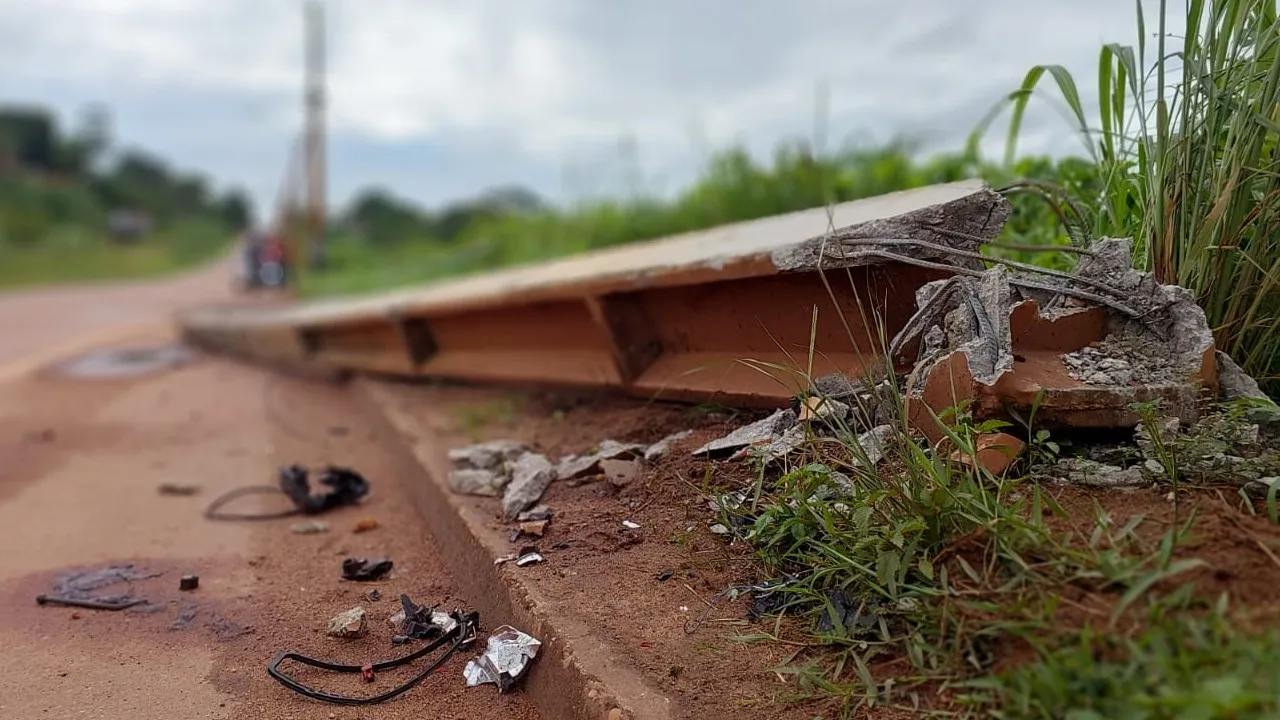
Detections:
[396, 594, 456, 639]
[341, 557, 393, 581]
[621, 520, 641, 530]
[516, 552, 544, 566]
[279, 465, 370, 515]
[464, 625, 542, 692]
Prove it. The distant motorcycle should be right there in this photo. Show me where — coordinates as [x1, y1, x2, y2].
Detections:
[239, 234, 290, 292]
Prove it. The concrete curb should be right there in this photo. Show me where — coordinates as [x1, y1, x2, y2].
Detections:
[356, 379, 675, 720]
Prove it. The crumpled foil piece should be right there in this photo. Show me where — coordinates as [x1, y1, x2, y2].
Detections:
[463, 625, 542, 692]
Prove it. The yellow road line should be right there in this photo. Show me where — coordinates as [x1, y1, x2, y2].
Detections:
[0, 319, 173, 384]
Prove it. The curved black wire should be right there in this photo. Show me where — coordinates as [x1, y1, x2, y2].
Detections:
[266, 614, 477, 706]
[203, 485, 301, 521]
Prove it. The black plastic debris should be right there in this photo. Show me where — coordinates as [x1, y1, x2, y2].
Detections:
[268, 609, 480, 705]
[398, 594, 446, 640]
[365, 589, 381, 602]
[342, 557, 393, 582]
[655, 570, 674, 582]
[280, 465, 370, 515]
[748, 587, 790, 619]
[204, 465, 371, 522]
[816, 589, 879, 636]
[179, 574, 199, 591]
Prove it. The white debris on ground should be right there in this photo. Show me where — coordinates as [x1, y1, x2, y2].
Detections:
[464, 625, 542, 692]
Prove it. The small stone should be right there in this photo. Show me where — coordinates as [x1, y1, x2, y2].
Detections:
[596, 440, 646, 460]
[518, 520, 549, 538]
[692, 409, 797, 458]
[601, 459, 641, 487]
[328, 607, 367, 638]
[516, 505, 553, 522]
[709, 523, 730, 535]
[448, 440, 528, 471]
[352, 517, 380, 534]
[501, 453, 556, 520]
[643, 430, 693, 463]
[291, 520, 329, 534]
[622, 520, 641, 530]
[364, 589, 381, 602]
[447, 468, 507, 497]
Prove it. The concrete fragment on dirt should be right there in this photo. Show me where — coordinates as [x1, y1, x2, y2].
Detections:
[327, 606, 367, 638]
[501, 453, 556, 520]
[893, 238, 1222, 437]
[692, 409, 796, 458]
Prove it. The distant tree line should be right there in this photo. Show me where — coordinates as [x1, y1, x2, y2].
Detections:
[339, 184, 545, 245]
[0, 104, 251, 246]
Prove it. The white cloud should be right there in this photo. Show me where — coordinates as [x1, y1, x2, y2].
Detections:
[0, 0, 1181, 207]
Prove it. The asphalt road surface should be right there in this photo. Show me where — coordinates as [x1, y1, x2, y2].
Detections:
[0, 260, 541, 719]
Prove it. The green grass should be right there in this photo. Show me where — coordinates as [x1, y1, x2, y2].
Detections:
[297, 147, 1090, 299]
[0, 220, 231, 290]
[708, 366, 1280, 718]
[983, 0, 1280, 388]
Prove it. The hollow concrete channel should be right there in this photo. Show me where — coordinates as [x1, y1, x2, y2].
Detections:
[172, 179, 1232, 717]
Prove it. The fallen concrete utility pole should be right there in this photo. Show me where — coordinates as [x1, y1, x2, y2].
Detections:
[178, 180, 1011, 406]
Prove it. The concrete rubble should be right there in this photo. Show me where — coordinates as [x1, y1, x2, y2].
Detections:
[682, 229, 1277, 488]
[448, 429, 703, 516]
[327, 606, 367, 638]
[893, 238, 1219, 436]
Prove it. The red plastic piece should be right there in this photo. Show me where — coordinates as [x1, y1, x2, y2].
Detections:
[361, 663, 375, 683]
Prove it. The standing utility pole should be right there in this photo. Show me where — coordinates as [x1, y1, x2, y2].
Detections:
[303, 0, 327, 269]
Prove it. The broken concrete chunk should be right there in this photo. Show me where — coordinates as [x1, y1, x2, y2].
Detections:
[518, 520, 548, 538]
[692, 409, 796, 458]
[1216, 351, 1273, 404]
[501, 453, 556, 520]
[853, 425, 896, 467]
[516, 505, 553, 522]
[601, 459, 641, 487]
[1135, 417, 1180, 461]
[1243, 477, 1280, 499]
[554, 454, 600, 481]
[1050, 458, 1147, 487]
[732, 424, 807, 465]
[448, 468, 508, 497]
[952, 432, 1026, 475]
[327, 607, 367, 638]
[596, 439, 646, 461]
[643, 430, 693, 463]
[448, 440, 529, 471]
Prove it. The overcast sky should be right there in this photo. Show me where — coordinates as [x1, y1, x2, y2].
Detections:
[0, 1, 1169, 218]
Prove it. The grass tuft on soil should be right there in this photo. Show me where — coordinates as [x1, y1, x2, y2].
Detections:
[705, 371, 1280, 718]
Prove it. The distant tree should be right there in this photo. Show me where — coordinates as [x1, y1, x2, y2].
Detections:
[0, 108, 56, 170]
[218, 190, 253, 230]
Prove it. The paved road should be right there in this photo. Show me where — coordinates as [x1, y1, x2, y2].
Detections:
[0, 262, 540, 719]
